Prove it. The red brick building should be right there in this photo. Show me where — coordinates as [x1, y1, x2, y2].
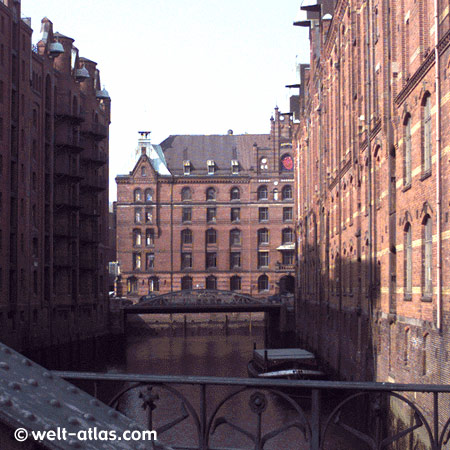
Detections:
[0, 4, 110, 353]
[293, 0, 450, 439]
[116, 111, 295, 299]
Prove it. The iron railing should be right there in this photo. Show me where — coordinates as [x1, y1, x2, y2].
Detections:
[53, 371, 450, 450]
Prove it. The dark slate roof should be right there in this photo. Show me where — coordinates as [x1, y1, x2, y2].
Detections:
[160, 134, 271, 176]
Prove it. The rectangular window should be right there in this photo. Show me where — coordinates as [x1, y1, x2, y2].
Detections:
[283, 207, 293, 222]
[207, 160, 215, 174]
[181, 252, 192, 269]
[133, 253, 141, 270]
[231, 160, 239, 174]
[404, 117, 412, 186]
[183, 160, 191, 175]
[258, 251, 269, 268]
[282, 251, 294, 265]
[135, 208, 142, 223]
[423, 96, 432, 174]
[206, 252, 217, 269]
[146, 229, 154, 246]
[207, 207, 216, 223]
[259, 207, 269, 222]
[230, 252, 241, 269]
[182, 207, 192, 223]
[231, 207, 240, 223]
[145, 253, 154, 270]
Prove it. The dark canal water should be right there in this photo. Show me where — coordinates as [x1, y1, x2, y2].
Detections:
[32, 319, 361, 449]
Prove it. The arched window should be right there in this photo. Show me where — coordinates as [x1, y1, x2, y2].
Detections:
[230, 275, 241, 291]
[257, 185, 268, 200]
[230, 229, 241, 246]
[206, 228, 216, 245]
[181, 229, 192, 245]
[133, 229, 142, 247]
[404, 223, 412, 298]
[148, 276, 159, 292]
[181, 276, 192, 290]
[282, 228, 294, 244]
[423, 215, 432, 296]
[134, 188, 142, 202]
[206, 187, 216, 201]
[282, 185, 292, 200]
[181, 187, 191, 201]
[423, 94, 432, 174]
[206, 275, 217, 290]
[141, 166, 146, 177]
[230, 187, 240, 201]
[258, 228, 269, 245]
[145, 188, 153, 202]
[258, 275, 269, 292]
[273, 189, 278, 201]
[404, 114, 412, 186]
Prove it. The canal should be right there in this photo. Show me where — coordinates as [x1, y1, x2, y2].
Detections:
[32, 317, 361, 449]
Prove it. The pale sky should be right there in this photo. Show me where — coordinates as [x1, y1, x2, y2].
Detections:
[21, 0, 310, 201]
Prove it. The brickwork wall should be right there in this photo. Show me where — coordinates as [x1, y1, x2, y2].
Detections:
[116, 112, 296, 300]
[294, 0, 450, 439]
[0, 7, 110, 352]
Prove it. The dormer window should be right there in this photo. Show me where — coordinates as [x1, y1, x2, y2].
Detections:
[183, 160, 191, 175]
[207, 160, 215, 175]
[231, 160, 239, 174]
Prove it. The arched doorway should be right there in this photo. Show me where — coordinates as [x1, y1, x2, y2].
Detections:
[279, 275, 295, 294]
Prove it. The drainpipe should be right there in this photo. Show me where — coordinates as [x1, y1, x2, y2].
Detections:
[434, 0, 442, 330]
[365, 0, 374, 321]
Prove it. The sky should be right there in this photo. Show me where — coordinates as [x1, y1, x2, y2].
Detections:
[21, 0, 310, 201]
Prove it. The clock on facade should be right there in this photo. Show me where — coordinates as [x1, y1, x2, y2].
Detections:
[281, 155, 293, 171]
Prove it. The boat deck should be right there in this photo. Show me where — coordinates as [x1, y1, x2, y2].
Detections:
[253, 348, 316, 365]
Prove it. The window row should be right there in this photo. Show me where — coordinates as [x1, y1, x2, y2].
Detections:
[180, 228, 294, 246]
[133, 188, 154, 203]
[181, 206, 293, 223]
[133, 229, 155, 247]
[178, 250, 294, 270]
[180, 185, 293, 202]
[134, 207, 153, 224]
[183, 159, 240, 175]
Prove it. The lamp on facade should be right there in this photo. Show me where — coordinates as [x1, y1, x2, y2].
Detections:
[48, 41, 64, 58]
[75, 66, 90, 82]
[96, 86, 110, 100]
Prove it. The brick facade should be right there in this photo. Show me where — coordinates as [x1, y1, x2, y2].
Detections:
[116, 111, 295, 299]
[293, 0, 450, 438]
[0, 5, 110, 353]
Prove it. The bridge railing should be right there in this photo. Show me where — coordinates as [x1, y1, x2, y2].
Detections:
[53, 371, 450, 450]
